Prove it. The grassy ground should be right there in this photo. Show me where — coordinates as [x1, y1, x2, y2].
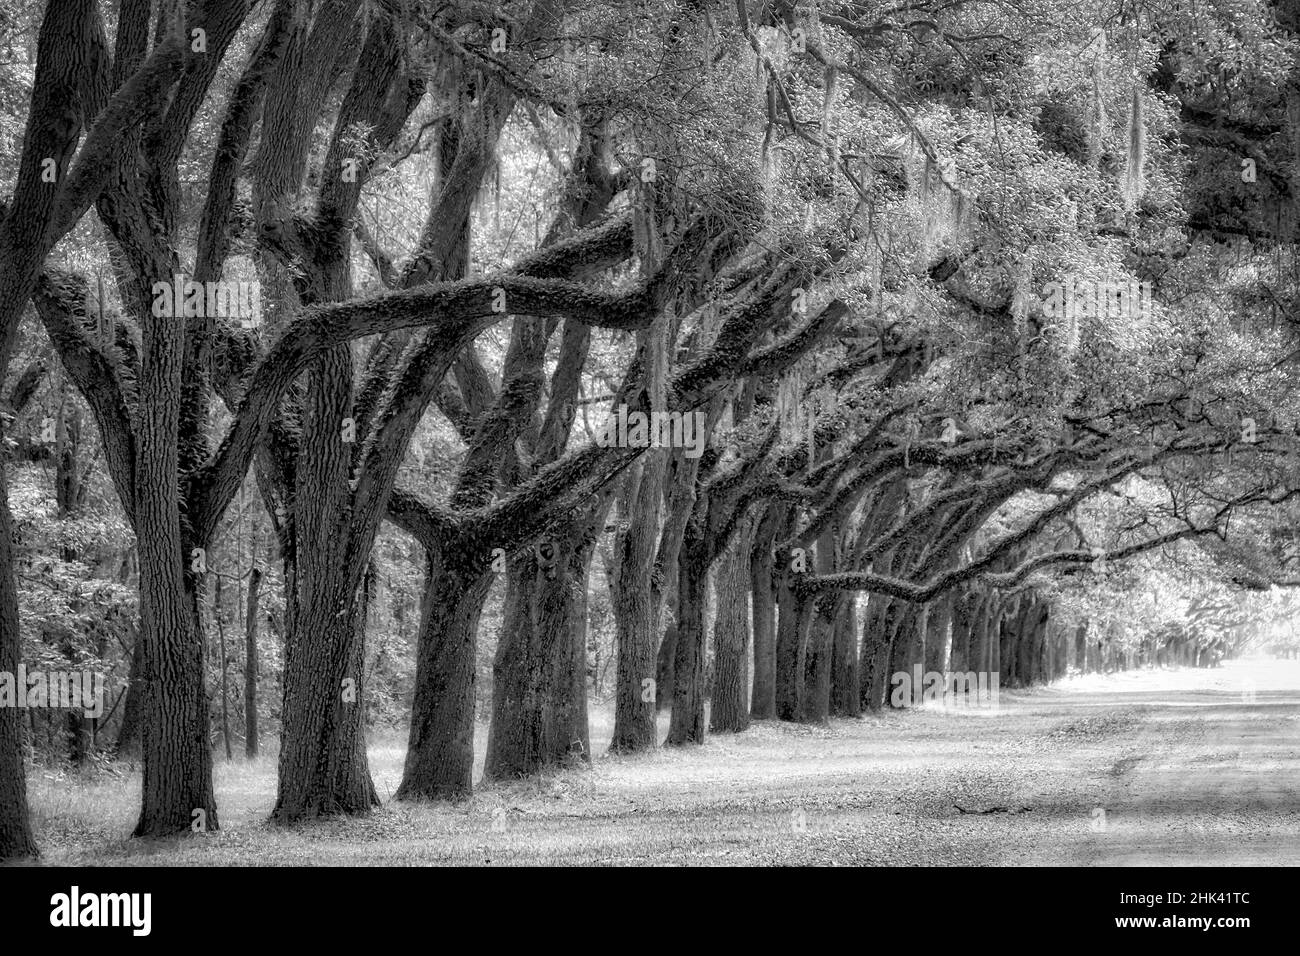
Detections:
[12, 658, 1300, 865]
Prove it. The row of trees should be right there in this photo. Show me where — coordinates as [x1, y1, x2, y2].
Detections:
[3, 0, 1300, 859]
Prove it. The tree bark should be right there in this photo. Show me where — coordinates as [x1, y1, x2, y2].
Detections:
[0, 464, 37, 859]
[924, 596, 951, 676]
[801, 592, 837, 722]
[215, 575, 233, 762]
[774, 559, 812, 720]
[799, 517, 839, 723]
[610, 457, 667, 751]
[829, 595, 860, 717]
[485, 537, 595, 779]
[244, 566, 262, 758]
[666, 535, 709, 745]
[749, 504, 780, 719]
[887, 606, 919, 708]
[133, 567, 217, 837]
[133, 294, 218, 835]
[860, 596, 894, 712]
[710, 518, 752, 733]
[396, 549, 492, 801]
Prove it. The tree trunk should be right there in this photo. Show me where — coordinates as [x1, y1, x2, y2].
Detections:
[798, 517, 837, 723]
[0, 466, 38, 859]
[133, 297, 218, 837]
[860, 596, 894, 712]
[887, 606, 919, 708]
[273, 281, 384, 819]
[653, 622, 677, 712]
[651, 452, 705, 713]
[244, 567, 262, 759]
[949, 589, 976, 674]
[800, 592, 837, 723]
[924, 596, 951, 676]
[610, 452, 668, 751]
[214, 575, 233, 762]
[998, 598, 1017, 685]
[991, 605, 1006, 683]
[52, 404, 89, 763]
[710, 519, 752, 733]
[1014, 599, 1037, 687]
[273, 562, 378, 820]
[774, 560, 810, 721]
[134, 569, 217, 837]
[666, 536, 709, 745]
[563, 547, 592, 757]
[749, 504, 780, 719]
[396, 550, 492, 801]
[485, 536, 594, 779]
[829, 595, 860, 717]
[975, 596, 992, 675]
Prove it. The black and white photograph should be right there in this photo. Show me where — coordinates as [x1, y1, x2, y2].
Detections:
[0, 0, 1292, 922]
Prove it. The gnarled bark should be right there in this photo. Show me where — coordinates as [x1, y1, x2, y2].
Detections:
[710, 517, 753, 733]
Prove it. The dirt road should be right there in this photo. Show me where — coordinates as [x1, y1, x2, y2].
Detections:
[1060, 658, 1300, 866]
[25, 658, 1300, 865]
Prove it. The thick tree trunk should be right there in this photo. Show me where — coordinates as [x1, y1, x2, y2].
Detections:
[710, 521, 752, 733]
[886, 606, 919, 708]
[0, 467, 37, 859]
[650, 454, 705, 714]
[134, 571, 217, 837]
[666, 537, 709, 745]
[801, 518, 839, 723]
[274, 567, 378, 820]
[485, 537, 594, 778]
[396, 550, 492, 801]
[860, 596, 894, 712]
[274, 329, 380, 820]
[801, 592, 837, 723]
[610, 450, 669, 751]
[133, 301, 218, 835]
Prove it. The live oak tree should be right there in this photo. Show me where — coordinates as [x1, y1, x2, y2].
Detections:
[0, 0, 197, 858]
